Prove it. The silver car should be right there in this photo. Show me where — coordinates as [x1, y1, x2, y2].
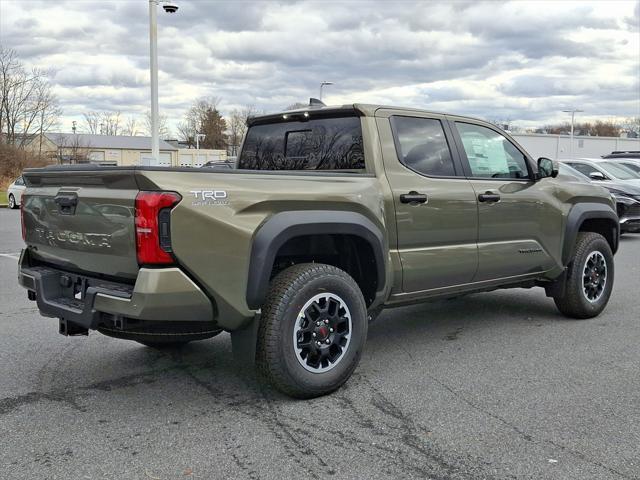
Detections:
[560, 158, 640, 188]
[610, 158, 640, 176]
[7, 176, 26, 209]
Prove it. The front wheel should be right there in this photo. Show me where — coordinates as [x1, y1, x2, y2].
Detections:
[256, 263, 368, 399]
[8, 194, 17, 209]
[553, 232, 614, 319]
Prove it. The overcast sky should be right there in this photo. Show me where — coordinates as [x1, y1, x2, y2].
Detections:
[1, 0, 638, 133]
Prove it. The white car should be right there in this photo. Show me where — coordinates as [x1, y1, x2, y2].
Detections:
[559, 158, 640, 188]
[7, 176, 26, 209]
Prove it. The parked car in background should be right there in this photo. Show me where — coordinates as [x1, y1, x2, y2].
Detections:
[603, 151, 640, 159]
[7, 176, 26, 209]
[201, 160, 235, 169]
[560, 158, 640, 187]
[559, 162, 640, 234]
[557, 163, 591, 182]
[608, 158, 640, 175]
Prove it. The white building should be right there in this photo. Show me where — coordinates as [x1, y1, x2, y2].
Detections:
[511, 133, 640, 160]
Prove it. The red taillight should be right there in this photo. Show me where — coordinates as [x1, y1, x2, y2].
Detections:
[20, 197, 26, 242]
[135, 191, 181, 265]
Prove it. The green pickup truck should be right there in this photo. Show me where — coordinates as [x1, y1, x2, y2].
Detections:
[18, 103, 619, 398]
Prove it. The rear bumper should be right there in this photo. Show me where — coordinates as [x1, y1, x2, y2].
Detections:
[18, 249, 214, 330]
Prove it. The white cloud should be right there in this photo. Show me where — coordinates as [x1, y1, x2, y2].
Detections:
[0, 0, 638, 133]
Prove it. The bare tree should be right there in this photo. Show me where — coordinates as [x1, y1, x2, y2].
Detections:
[82, 110, 121, 135]
[34, 82, 62, 157]
[143, 110, 171, 139]
[227, 105, 256, 156]
[0, 46, 61, 147]
[619, 117, 640, 137]
[82, 111, 101, 134]
[121, 116, 141, 136]
[101, 111, 121, 135]
[54, 134, 90, 164]
[541, 121, 621, 137]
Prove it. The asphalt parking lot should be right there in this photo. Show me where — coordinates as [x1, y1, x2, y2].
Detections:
[1, 207, 639, 480]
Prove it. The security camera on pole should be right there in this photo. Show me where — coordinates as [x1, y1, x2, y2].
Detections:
[147, 1, 179, 166]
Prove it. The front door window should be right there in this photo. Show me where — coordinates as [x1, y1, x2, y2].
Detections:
[456, 123, 530, 180]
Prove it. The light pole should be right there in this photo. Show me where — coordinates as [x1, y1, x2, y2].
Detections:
[148, 1, 178, 165]
[562, 108, 583, 158]
[196, 133, 205, 150]
[319, 81, 333, 101]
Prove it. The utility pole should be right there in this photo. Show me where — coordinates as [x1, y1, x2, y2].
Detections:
[148, 1, 178, 165]
[196, 133, 205, 150]
[319, 81, 334, 101]
[149, 0, 160, 165]
[562, 109, 583, 158]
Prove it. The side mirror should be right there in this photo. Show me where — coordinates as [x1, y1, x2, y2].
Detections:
[537, 157, 558, 179]
[589, 171, 606, 181]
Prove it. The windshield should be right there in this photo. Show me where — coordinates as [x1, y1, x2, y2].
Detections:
[618, 161, 640, 174]
[559, 163, 590, 182]
[599, 162, 640, 180]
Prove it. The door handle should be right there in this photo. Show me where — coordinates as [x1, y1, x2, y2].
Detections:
[478, 191, 501, 203]
[400, 191, 428, 204]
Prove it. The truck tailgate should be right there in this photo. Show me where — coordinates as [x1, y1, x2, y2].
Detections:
[21, 169, 139, 280]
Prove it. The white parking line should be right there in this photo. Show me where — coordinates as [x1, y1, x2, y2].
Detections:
[0, 253, 20, 260]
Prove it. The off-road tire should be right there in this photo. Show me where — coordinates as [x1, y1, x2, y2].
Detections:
[8, 194, 17, 209]
[256, 263, 368, 399]
[554, 232, 614, 319]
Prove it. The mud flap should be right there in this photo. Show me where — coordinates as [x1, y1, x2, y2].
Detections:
[544, 269, 567, 298]
[230, 313, 260, 366]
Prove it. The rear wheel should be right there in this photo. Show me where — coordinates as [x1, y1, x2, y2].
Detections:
[8, 194, 17, 209]
[553, 232, 614, 319]
[256, 263, 368, 398]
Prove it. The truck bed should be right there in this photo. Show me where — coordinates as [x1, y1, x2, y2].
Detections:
[21, 165, 385, 328]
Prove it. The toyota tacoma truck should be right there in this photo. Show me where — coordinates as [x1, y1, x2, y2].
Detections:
[18, 102, 619, 398]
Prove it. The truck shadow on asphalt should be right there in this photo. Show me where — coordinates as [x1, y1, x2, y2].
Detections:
[4, 287, 564, 414]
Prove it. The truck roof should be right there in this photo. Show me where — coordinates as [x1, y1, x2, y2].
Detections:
[247, 103, 477, 126]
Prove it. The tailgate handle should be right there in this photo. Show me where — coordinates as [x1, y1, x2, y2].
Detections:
[54, 193, 78, 215]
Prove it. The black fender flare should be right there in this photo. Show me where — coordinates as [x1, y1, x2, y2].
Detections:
[562, 202, 619, 265]
[246, 210, 386, 310]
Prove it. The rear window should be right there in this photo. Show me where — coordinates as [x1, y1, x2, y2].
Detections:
[238, 116, 365, 171]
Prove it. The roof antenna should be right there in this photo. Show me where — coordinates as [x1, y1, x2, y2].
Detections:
[309, 97, 326, 108]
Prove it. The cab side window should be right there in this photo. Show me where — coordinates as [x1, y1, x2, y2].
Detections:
[391, 116, 457, 177]
[15, 177, 24, 186]
[455, 123, 530, 179]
